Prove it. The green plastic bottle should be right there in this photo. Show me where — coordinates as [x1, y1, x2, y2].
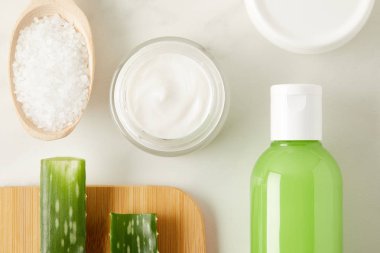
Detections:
[251, 84, 342, 253]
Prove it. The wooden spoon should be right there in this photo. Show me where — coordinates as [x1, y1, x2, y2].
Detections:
[9, 0, 95, 141]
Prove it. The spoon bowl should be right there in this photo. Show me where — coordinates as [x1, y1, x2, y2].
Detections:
[9, 0, 95, 141]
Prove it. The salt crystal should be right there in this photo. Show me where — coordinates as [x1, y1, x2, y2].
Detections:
[13, 15, 90, 132]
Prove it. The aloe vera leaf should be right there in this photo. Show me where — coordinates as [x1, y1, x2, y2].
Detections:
[110, 213, 158, 253]
[40, 157, 86, 253]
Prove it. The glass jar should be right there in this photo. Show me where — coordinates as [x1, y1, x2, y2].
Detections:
[110, 37, 229, 156]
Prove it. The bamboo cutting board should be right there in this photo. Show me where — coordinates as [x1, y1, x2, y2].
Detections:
[0, 186, 206, 253]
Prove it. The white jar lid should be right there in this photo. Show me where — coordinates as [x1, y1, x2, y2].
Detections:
[245, 0, 374, 54]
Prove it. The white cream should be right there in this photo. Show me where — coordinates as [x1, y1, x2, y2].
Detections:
[124, 52, 212, 140]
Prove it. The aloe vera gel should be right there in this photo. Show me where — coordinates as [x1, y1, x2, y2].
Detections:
[251, 84, 342, 253]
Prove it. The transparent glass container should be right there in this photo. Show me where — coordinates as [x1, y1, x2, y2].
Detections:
[110, 37, 229, 156]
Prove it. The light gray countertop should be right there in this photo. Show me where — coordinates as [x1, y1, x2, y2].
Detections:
[0, 0, 379, 252]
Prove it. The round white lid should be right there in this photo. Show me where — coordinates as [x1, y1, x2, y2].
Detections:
[245, 0, 374, 54]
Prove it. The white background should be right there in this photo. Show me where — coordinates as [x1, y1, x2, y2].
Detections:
[1, 0, 380, 252]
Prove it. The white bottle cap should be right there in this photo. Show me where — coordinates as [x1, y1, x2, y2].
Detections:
[271, 84, 322, 141]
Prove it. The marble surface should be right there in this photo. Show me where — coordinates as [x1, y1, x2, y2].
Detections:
[1, 0, 380, 252]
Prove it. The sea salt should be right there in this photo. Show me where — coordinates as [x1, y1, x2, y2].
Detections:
[13, 15, 90, 132]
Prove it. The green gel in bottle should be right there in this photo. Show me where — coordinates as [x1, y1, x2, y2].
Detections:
[251, 84, 342, 253]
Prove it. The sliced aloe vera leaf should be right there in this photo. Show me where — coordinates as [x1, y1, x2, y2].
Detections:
[110, 213, 158, 253]
[40, 157, 86, 253]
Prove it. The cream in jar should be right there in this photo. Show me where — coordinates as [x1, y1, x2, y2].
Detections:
[126, 53, 212, 140]
[111, 38, 228, 155]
